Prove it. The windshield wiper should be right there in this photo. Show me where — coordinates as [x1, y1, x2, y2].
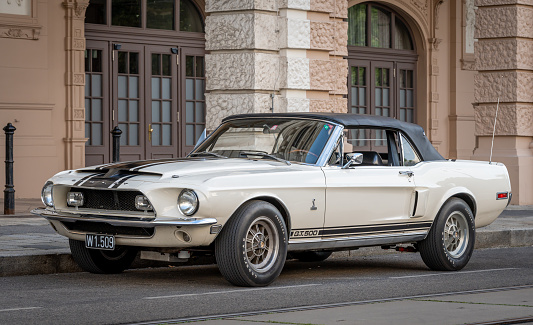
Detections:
[240, 151, 291, 165]
[188, 151, 227, 159]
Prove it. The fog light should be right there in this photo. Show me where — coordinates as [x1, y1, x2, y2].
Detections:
[67, 192, 84, 207]
[135, 195, 153, 211]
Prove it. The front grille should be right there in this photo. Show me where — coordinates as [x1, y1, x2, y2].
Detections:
[69, 188, 152, 212]
[61, 220, 155, 237]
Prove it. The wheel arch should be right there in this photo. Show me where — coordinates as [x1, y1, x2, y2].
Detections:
[238, 196, 292, 233]
[449, 193, 477, 218]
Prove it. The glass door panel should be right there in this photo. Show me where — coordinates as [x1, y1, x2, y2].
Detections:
[85, 41, 110, 166]
[371, 61, 393, 148]
[113, 43, 145, 162]
[146, 46, 178, 159]
[397, 62, 416, 123]
[180, 48, 206, 156]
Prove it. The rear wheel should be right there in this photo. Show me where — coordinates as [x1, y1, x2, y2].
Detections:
[215, 200, 288, 287]
[291, 251, 332, 262]
[418, 198, 475, 271]
[69, 239, 137, 274]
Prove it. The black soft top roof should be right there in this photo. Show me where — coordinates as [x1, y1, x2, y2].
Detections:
[223, 112, 444, 161]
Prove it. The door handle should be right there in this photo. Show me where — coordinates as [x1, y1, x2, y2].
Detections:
[399, 171, 414, 177]
[148, 124, 153, 142]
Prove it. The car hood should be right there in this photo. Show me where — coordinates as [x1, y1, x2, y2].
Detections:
[76, 157, 296, 180]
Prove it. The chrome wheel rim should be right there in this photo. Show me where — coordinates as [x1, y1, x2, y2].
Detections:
[444, 211, 469, 258]
[245, 217, 279, 273]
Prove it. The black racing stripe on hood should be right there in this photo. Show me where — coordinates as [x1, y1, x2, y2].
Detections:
[73, 173, 103, 186]
[110, 174, 138, 188]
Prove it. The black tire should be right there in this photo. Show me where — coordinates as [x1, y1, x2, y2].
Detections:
[418, 198, 475, 271]
[290, 251, 332, 262]
[215, 200, 288, 287]
[69, 239, 137, 274]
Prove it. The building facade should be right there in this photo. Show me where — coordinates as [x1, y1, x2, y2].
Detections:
[0, 0, 532, 204]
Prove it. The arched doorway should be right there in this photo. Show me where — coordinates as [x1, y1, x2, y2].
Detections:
[83, 0, 205, 165]
[347, 2, 418, 124]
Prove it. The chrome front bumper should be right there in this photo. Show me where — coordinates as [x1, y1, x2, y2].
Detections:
[31, 208, 218, 227]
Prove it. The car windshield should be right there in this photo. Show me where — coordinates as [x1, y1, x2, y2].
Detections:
[193, 118, 337, 164]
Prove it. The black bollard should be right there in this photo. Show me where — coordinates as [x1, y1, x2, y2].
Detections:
[4, 123, 16, 215]
[111, 126, 122, 163]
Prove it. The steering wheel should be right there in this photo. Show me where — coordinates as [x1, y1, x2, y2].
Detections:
[289, 149, 318, 158]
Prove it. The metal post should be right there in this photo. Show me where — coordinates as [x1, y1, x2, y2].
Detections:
[111, 126, 122, 163]
[4, 123, 16, 215]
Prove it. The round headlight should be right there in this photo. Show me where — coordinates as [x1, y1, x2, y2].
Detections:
[178, 189, 199, 216]
[41, 181, 54, 207]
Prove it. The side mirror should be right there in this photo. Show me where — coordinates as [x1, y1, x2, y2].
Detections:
[342, 153, 363, 169]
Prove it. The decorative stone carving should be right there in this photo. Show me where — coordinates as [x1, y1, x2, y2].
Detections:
[461, 58, 476, 70]
[74, 2, 89, 18]
[429, 37, 442, 50]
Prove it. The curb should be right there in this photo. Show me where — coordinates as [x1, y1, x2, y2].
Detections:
[1, 228, 532, 277]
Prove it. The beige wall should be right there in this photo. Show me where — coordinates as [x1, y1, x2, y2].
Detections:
[0, 1, 69, 199]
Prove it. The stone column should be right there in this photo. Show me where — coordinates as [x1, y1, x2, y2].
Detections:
[63, 0, 89, 169]
[204, 0, 348, 130]
[472, 0, 533, 204]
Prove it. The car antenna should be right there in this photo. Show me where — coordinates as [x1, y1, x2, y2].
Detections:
[489, 76, 502, 164]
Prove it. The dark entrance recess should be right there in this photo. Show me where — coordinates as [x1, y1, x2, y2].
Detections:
[347, 2, 418, 124]
[84, 0, 206, 166]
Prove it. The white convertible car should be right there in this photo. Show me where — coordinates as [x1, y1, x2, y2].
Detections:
[33, 113, 511, 286]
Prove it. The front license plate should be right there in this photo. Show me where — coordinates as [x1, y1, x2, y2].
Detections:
[85, 234, 115, 250]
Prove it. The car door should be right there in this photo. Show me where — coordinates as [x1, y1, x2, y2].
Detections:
[321, 128, 417, 240]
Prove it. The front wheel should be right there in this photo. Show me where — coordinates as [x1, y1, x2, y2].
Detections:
[215, 200, 288, 287]
[69, 239, 137, 274]
[418, 198, 475, 271]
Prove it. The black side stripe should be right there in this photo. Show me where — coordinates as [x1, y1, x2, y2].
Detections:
[290, 221, 433, 239]
[73, 173, 101, 186]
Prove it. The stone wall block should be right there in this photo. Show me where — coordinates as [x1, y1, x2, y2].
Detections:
[475, 39, 517, 70]
[280, 57, 310, 89]
[332, 0, 348, 19]
[255, 14, 280, 50]
[280, 18, 310, 49]
[332, 20, 348, 56]
[475, 6, 533, 39]
[205, 14, 255, 50]
[331, 57, 348, 95]
[278, 97, 310, 112]
[255, 53, 281, 90]
[206, 14, 278, 51]
[279, 0, 310, 10]
[205, 93, 275, 129]
[474, 72, 517, 103]
[475, 7, 517, 39]
[474, 103, 533, 136]
[309, 97, 347, 113]
[310, 0, 334, 13]
[206, 53, 279, 91]
[310, 21, 334, 50]
[309, 59, 333, 91]
[475, 0, 533, 6]
[206, 0, 277, 13]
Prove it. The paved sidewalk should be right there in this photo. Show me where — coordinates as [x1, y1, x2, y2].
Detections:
[183, 286, 533, 325]
[0, 199, 532, 277]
